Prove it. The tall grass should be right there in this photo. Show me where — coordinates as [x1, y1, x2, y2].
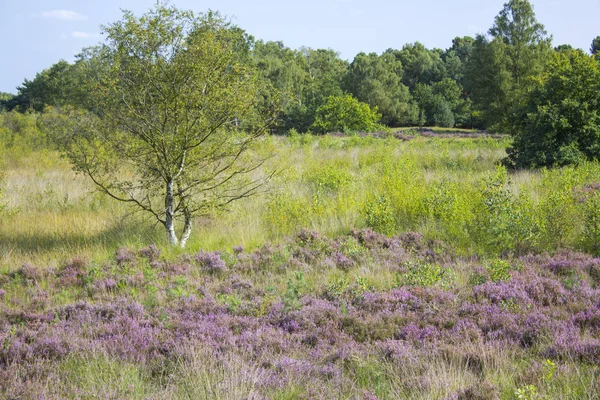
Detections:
[3, 112, 600, 267]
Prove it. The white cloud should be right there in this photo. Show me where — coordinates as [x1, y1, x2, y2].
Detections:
[71, 31, 100, 39]
[41, 10, 87, 21]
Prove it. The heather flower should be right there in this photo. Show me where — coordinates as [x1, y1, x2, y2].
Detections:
[115, 247, 136, 266]
[331, 252, 354, 270]
[103, 278, 117, 291]
[31, 290, 50, 309]
[15, 263, 43, 283]
[296, 229, 321, 245]
[351, 228, 385, 248]
[375, 339, 416, 362]
[165, 262, 190, 275]
[195, 251, 227, 274]
[401, 323, 441, 343]
[233, 244, 245, 254]
[58, 257, 88, 286]
[138, 244, 161, 261]
[362, 389, 380, 400]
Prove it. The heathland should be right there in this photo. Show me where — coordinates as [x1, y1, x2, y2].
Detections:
[2, 117, 600, 398]
[2, 0, 600, 398]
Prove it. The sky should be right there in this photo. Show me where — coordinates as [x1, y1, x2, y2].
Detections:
[0, 0, 598, 93]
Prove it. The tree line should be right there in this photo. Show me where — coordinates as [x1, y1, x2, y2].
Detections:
[1, 0, 600, 168]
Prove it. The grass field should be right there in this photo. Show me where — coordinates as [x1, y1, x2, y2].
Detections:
[2, 114, 600, 398]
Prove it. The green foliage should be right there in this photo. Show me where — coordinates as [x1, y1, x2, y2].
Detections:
[303, 160, 353, 193]
[396, 261, 454, 288]
[432, 99, 455, 128]
[363, 194, 394, 235]
[442, 36, 475, 85]
[312, 94, 381, 133]
[466, 0, 551, 131]
[283, 271, 307, 311]
[42, 4, 274, 247]
[515, 385, 541, 400]
[591, 36, 600, 56]
[0, 182, 4, 216]
[345, 52, 418, 126]
[0, 111, 47, 151]
[581, 189, 600, 254]
[506, 50, 600, 168]
[7, 60, 86, 112]
[392, 42, 447, 91]
[486, 259, 512, 282]
[216, 293, 242, 313]
[265, 191, 311, 235]
[253, 42, 347, 133]
[326, 275, 350, 298]
[0, 92, 15, 112]
[479, 166, 538, 254]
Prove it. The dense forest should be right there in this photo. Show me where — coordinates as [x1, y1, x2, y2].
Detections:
[1, 0, 599, 169]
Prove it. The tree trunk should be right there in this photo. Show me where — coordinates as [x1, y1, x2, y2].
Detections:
[180, 215, 192, 249]
[165, 179, 179, 246]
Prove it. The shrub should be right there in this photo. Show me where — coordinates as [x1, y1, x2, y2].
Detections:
[478, 166, 538, 254]
[312, 94, 381, 134]
[396, 260, 455, 288]
[505, 50, 600, 168]
[364, 194, 395, 235]
[486, 259, 512, 282]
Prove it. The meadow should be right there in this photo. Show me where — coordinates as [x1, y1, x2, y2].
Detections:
[1, 113, 600, 398]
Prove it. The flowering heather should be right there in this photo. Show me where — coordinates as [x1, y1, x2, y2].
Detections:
[195, 251, 227, 274]
[138, 244, 161, 261]
[1, 230, 600, 398]
[115, 247, 137, 266]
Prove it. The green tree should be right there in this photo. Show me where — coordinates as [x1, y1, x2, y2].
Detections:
[413, 78, 469, 127]
[555, 44, 574, 53]
[43, 4, 274, 247]
[253, 41, 308, 132]
[312, 94, 381, 133]
[591, 36, 600, 56]
[505, 50, 600, 168]
[465, 0, 551, 131]
[0, 92, 14, 112]
[442, 36, 474, 85]
[392, 43, 447, 91]
[253, 44, 347, 132]
[9, 60, 85, 112]
[297, 47, 347, 130]
[345, 52, 417, 126]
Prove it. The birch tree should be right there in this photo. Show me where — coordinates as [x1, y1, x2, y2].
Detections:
[43, 4, 274, 247]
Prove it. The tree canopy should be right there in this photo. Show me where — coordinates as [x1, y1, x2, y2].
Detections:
[42, 4, 275, 247]
[465, 0, 551, 131]
[505, 50, 600, 168]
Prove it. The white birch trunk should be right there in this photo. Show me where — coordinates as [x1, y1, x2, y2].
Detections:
[179, 216, 192, 248]
[165, 179, 179, 246]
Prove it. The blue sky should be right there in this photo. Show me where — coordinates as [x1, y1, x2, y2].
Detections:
[1, 0, 597, 93]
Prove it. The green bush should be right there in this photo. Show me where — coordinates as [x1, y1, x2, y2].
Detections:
[395, 261, 455, 288]
[364, 194, 394, 235]
[312, 94, 381, 134]
[478, 166, 538, 254]
[505, 50, 600, 168]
